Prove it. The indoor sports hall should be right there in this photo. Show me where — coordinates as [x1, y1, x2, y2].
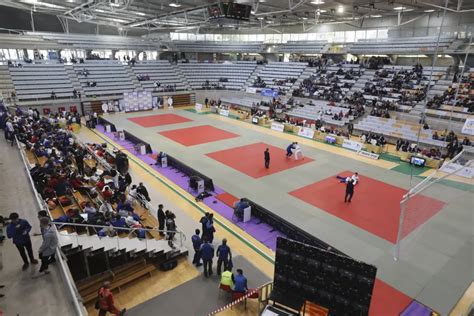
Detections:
[0, 1, 472, 316]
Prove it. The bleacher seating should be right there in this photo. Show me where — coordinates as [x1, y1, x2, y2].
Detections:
[9, 63, 75, 101]
[72, 61, 136, 97]
[174, 41, 264, 53]
[255, 62, 308, 93]
[354, 115, 448, 147]
[132, 60, 189, 91]
[349, 36, 455, 54]
[278, 41, 327, 53]
[178, 61, 256, 90]
[287, 101, 351, 126]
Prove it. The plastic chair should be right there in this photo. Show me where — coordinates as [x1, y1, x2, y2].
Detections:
[219, 284, 232, 299]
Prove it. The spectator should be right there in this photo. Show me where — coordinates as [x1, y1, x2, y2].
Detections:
[38, 217, 58, 274]
[97, 281, 126, 316]
[157, 204, 165, 236]
[136, 182, 151, 202]
[7, 212, 38, 270]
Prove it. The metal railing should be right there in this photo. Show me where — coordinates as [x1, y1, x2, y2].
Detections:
[54, 221, 185, 250]
[15, 137, 87, 316]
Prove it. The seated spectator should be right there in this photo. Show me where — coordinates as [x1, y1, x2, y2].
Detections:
[233, 199, 249, 220]
[232, 269, 248, 293]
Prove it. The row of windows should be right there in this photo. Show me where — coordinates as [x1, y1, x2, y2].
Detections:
[170, 29, 389, 43]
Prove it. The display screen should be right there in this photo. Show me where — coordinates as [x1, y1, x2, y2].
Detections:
[208, 3, 251, 21]
[410, 156, 426, 167]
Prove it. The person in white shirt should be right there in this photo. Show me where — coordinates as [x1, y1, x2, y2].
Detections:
[167, 96, 173, 108]
[336, 172, 359, 185]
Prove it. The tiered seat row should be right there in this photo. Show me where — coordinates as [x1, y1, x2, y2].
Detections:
[256, 62, 307, 93]
[178, 61, 256, 90]
[173, 41, 264, 53]
[287, 101, 351, 126]
[72, 61, 136, 97]
[278, 41, 327, 53]
[349, 36, 455, 54]
[354, 116, 447, 147]
[9, 64, 75, 101]
[132, 60, 188, 91]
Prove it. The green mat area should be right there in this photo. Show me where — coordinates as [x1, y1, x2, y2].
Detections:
[391, 163, 430, 176]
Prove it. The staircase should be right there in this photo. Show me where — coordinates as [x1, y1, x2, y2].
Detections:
[242, 64, 264, 91]
[0, 65, 14, 102]
[287, 66, 318, 96]
[170, 63, 192, 91]
[64, 64, 85, 105]
[124, 64, 143, 91]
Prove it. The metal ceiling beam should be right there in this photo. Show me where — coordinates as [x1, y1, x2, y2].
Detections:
[419, 1, 474, 12]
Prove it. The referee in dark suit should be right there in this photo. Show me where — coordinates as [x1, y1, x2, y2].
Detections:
[344, 178, 354, 203]
[264, 148, 270, 169]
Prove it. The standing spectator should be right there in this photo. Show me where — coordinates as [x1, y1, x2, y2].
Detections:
[200, 238, 215, 277]
[38, 217, 58, 274]
[136, 182, 151, 202]
[97, 281, 126, 316]
[165, 211, 176, 244]
[216, 238, 232, 276]
[74, 148, 85, 175]
[191, 229, 202, 267]
[157, 204, 165, 237]
[6, 212, 38, 270]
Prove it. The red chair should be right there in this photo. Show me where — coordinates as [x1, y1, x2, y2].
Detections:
[43, 108, 51, 115]
[219, 284, 232, 299]
[58, 107, 66, 113]
[70, 105, 77, 113]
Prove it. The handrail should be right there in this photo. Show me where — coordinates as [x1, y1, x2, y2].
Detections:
[53, 221, 182, 235]
[15, 137, 87, 316]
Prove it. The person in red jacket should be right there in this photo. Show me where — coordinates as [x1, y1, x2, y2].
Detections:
[97, 281, 126, 316]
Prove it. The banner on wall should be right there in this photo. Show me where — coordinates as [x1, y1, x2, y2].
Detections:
[342, 139, 363, 152]
[461, 118, 474, 135]
[358, 150, 379, 160]
[440, 162, 474, 179]
[260, 88, 279, 98]
[298, 127, 315, 139]
[271, 122, 285, 133]
[195, 103, 203, 112]
[246, 87, 258, 94]
[219, 109, 229, 117]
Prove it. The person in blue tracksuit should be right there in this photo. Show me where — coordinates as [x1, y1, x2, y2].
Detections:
[7, 213, 38, 270]
[200, 238, 214, 277]
[191, 229, 202, 267]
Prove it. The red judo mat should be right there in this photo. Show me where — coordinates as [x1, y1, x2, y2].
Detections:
[159, 125, 239, 146]
[289, 171, 445, 243]
[369, 279, 413, 316]
[206, 142, 313, 179]
[127, 114, 192, 127]
[216, 192, 240, 208]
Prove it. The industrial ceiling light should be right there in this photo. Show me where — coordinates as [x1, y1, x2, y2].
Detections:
[302, 17, 308, 20]
[311, 0, 325, 4]
[135, 12, 146, 16]
[337, 5, 344, 13]
[393, 6, 406, 10]
[370, 15, 382, 18]
[424, 9, 435, 12]
[169, 2, 182, 8]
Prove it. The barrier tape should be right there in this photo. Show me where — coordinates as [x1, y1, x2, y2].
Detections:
[208, 288, 259, 316]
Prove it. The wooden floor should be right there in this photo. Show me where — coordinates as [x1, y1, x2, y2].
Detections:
[449, 282, 474, 316]
[85, 258, 199, 314]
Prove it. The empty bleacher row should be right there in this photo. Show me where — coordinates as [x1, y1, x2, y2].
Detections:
[131, 60, 189, 91]
[177, 61, 257, 90]
[278, 41, 328, 53]
[348, 36, 456, 54]
[173, 41, 264, 53]
[72, 61, 137, 97]
[9, 63, 75, 101]
[287, 101, 352, 127]
[354, 115, 450, 147]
